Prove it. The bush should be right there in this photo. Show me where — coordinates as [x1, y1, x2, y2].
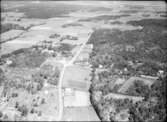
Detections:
[37, 83, 43, 91]
[38, 111, 42, 116]
[58, 43, 74, 52]
[30, 108, 35, 114]
[0, 111, 3, 118]
[18, 105, 28, 117]
[12, 92, 18, 98]
[0, 68, 5, 85]
[33, 102, 38, 107]
[49, 33, 60, 38]
[15, 102, 19, 109]
[41, 98, 45, 104]
[126, 80, 150, 97]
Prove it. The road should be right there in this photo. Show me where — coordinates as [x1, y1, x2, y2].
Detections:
[56, 35, 91, 121]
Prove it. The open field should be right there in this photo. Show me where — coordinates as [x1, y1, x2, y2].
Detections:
[64, 90, 91, 107]
[62, 106, 100, 121]
[62, 65, 91, 91]
[1, 29, 24, 43]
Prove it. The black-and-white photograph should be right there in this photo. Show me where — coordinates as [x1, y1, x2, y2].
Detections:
[0, 0, 166, 121]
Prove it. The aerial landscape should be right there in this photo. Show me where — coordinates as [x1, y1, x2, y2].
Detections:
[0, 0, 166, 121]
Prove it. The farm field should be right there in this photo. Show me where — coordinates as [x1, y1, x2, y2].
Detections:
[62, 65, 92, 91]
[62, 106, 100, 121]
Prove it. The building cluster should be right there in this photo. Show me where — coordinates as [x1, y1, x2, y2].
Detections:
[60, 35, 78, 42]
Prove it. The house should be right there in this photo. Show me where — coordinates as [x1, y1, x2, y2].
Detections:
[157, 70, 165, 78]
[99, 64, 103, 69]
[64, 88, 75, 96]
[125, 45, 135, 52]
[6, 60, 12, 65]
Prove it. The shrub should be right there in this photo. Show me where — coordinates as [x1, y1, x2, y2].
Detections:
[12, 92, 18, 98]
[41, 98, 45, 104]
[38, 111, 42, 116]
[0, 111, 3, 118]
[18, 105, 28, 117]
[30, 108, 35, 114]
[37, 83, 43, 91]
[15, 102, 19, 109]
[33, 102, 38, 107]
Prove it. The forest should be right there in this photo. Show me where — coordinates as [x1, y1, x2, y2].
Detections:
[88, 18, 167, 121]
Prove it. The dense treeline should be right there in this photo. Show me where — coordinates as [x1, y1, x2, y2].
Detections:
[89, 19, 167, 121]
[1, 23, 27, 34]
[0, 47, 60, 97]
[129, 76, 166, 122]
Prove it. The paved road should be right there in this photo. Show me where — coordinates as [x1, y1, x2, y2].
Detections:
[56, 34, 91, 121]
[57, 65, 66, 121]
